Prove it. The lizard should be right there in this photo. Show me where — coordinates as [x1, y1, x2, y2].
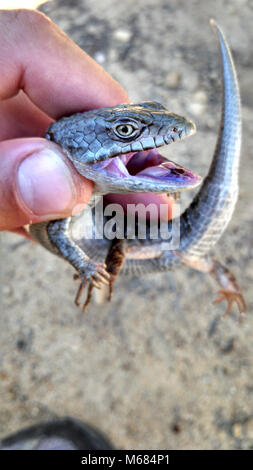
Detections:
[27, 20, 247, 316]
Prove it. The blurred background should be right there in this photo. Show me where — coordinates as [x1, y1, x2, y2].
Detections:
[0, 0, 253, 449]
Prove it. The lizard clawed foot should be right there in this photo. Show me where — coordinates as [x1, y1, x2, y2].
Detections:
[213, 289, 247, 318]
[73, 262, 111, 312]
[87, 262, 111, 287]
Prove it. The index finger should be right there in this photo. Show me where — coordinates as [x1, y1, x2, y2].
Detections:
[0, 9, 129, 118]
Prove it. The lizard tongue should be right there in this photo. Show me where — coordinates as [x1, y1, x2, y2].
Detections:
[136, 161, 196, 182]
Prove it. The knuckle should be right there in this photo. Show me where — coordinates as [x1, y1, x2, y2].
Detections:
[15, 8, 52, 32]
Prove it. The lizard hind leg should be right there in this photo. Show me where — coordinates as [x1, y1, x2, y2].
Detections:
[105, 239, 128, 301]
[72, 236, 128, 312]
[213, 289, 247, 317]
[177, 253, 247, 318]
[211, 261, 247, 317]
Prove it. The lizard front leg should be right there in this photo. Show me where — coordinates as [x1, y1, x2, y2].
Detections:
[47, 217, 111, 308]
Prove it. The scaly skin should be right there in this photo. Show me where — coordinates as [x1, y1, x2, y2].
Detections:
[28, 21, 247, 316]
[29, 103, 200, 288]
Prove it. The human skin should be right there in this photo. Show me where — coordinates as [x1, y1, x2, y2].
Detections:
[0, 9, 173, 237]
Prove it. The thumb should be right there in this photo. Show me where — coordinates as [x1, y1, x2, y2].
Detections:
[0, 138, 93, 231]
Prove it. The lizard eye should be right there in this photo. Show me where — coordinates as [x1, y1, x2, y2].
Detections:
[114, 123, 138, 138]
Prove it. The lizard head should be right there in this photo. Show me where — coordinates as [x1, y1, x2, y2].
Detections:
[46, 101, 201, 194]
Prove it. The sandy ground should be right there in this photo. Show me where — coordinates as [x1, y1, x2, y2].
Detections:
[0, 0, 253, 450]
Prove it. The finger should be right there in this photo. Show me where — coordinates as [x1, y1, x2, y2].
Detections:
[0, 91, 52, 141]
[0, 138, 93, 231]
[0, 9, 129, 119]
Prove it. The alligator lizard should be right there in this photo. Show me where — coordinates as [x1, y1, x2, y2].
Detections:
[27, 21, 247, 316]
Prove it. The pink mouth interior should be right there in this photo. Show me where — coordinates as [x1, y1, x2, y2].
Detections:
[91, 148, 199, 184]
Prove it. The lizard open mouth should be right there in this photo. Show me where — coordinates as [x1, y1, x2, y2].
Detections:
[46, 101, 201, 193]
[89, 147, 201, 192]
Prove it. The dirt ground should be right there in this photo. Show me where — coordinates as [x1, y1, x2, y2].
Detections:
[0, 0, 253, 450]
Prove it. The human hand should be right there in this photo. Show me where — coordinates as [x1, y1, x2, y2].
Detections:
[0, 9, 129, 236]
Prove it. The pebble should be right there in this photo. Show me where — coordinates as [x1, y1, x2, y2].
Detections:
[2, 284, 12, 296]
[165, 72, 180, 89]
[188, 90, 208, 116]
[232, 422, 242, 438]
[93, 51, 106, 64]
[245, 418, 253, 439]
[113, 29, 132, 42]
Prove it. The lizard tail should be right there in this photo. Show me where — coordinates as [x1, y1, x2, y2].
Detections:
[179, 20, 241, 258]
